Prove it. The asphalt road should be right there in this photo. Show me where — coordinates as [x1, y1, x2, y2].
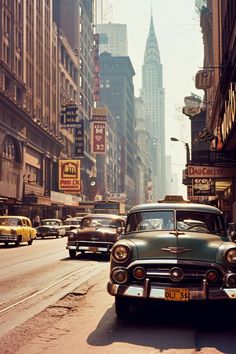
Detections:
[0, 237, 108, 337]
[1, 238, 236, 354]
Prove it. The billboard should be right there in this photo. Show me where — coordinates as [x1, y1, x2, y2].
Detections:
[91, 121, 106, 154]
[59, 160, 80, 193]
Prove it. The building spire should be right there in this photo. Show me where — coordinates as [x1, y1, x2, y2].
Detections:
[144, 10, 161, 65]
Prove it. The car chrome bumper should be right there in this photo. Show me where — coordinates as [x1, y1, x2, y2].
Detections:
[107, 280, 236, 301]
[67, 244, 111, 252]
[0, 235, 18, 242]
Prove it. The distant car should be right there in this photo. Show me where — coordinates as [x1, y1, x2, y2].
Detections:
[66, 213, 126, 258]
[107, 202, 236, 319]
[0, 216, 36, 246]
[63, 218, 81, 232]
[36, 218, 66, 238]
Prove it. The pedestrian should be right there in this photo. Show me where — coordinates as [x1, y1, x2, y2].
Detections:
[33, 214, 40, 227]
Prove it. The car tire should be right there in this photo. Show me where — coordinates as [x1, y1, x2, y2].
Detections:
[28, 237, 33, 245]
[15, 236, 21, 247]
[69, 249, 77, 258]
[115, 297, 130, 319]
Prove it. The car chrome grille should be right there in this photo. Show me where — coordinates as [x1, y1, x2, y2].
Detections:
[130, 263, 223, 288]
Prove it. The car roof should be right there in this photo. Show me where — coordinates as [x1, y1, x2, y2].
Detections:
[41, 218, 62, 221]
[0, 215, 28, 218]
[127, 203, 223, 215]
[82, 213, 125, 220]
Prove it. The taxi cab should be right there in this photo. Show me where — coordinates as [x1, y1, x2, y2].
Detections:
[0, 216, 37, 246]
[107, 200, 236, 318]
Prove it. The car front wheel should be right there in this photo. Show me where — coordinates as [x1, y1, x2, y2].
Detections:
[69, 249, 77, 258]
[28, 237, 33, 245]
[115, 297, 130, 319]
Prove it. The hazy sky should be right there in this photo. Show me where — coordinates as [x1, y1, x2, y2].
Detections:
[97, 0, 204, 194]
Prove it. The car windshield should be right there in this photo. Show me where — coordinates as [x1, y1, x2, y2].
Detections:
[126, 210, 226, 235]
[0, 218, 19, 226]
[64, 220, 81, 225]
[41, 220, 60, 226]
[81, 217, 121, 228]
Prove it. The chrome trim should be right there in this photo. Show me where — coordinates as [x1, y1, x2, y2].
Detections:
[125, 259, 226, 273]
[107, 281, 236, 301]
[169, 267, 184, 282]
[161, 247, 192, 254]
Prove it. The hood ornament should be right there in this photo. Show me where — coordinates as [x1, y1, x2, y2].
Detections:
[161, 247, 192, 254]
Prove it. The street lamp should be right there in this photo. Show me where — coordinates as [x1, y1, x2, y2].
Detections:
[170, 137, 190, 165]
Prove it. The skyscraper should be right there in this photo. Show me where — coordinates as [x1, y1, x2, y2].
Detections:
[141, 14, 166, 201]
[96, 23, 128, 56]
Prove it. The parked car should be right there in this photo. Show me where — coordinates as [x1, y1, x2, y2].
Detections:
[63, 217, 82, 232]
[107, 202, 236, 319]
[0, 216, 36, 246]
[66, 213, 126, 258]
[36, 218, 66, 238]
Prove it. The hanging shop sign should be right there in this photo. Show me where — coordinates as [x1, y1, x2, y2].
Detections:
[60, 103, 79, 127]
[74, 120, 84, 158]
[188, 165, 236, 178]
[59, 160, 80, 193]
[221, 82, 236, 144]
[91, 121, 106, 154]
[192, 178, 215, 196]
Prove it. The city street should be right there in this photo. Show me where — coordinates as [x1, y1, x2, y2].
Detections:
[0, 239, 236, 353]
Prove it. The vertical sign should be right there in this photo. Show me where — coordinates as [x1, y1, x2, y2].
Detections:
[74, 119, 84, 158]
[91, 121, 106, 154]
[59, 160, 80, 193]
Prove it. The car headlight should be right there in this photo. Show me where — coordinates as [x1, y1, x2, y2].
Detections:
[112, 244, 131, 263]
[225, 248, 236, 264]
[68, 232, 76, 240]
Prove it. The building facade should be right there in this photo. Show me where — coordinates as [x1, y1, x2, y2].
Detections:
[0, 0, 64, 218]
[53, 0, 97, 199]
[134, 96, 152, 204]
[141, 14, 166, 201]
[99, 52, 136, 208]
[96, 23, 128, 56]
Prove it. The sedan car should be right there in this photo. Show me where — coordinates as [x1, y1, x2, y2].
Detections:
[63, 218, 82, 232]
[36, 218, 66, 238]
[107, 202, 236, 318]
[66, 213, 126, 258]
[0, 216, 36, 246]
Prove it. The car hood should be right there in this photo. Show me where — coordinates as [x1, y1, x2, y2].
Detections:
[0, 226, 18, 232]
[37, 225, 60, 230]
[124, 231, 233, 263]
[76, 226, 118, 242]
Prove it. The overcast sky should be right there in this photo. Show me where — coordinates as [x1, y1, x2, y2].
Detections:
[97, 0, 204, 195]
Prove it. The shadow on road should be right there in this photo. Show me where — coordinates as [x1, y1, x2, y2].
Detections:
[60, 252, 110, 263]
[87, 300, 236, 353]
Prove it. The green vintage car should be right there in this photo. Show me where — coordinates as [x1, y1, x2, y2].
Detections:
[107, 202, 236, 318]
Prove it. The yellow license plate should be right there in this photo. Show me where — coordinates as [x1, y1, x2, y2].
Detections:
[165, 288, 189, 301]
[89, 246, 98, 252]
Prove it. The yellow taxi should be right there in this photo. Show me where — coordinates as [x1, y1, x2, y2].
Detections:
[0, 216, 37, 246]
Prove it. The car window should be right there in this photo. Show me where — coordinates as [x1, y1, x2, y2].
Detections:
[81, 217, 122, 228]
[176, 211, 226, 235]
[126, 211, 175, 232]
[0, 218, 18, 226]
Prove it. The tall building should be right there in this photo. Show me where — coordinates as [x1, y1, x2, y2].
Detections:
[96, 23, 127, 56]
[99, 52, 136, 208]
[135, 96, 152, 204]
[53, 0, 97, 199]
[141, 14, 166, 201]
[0, 0, 64, 217]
